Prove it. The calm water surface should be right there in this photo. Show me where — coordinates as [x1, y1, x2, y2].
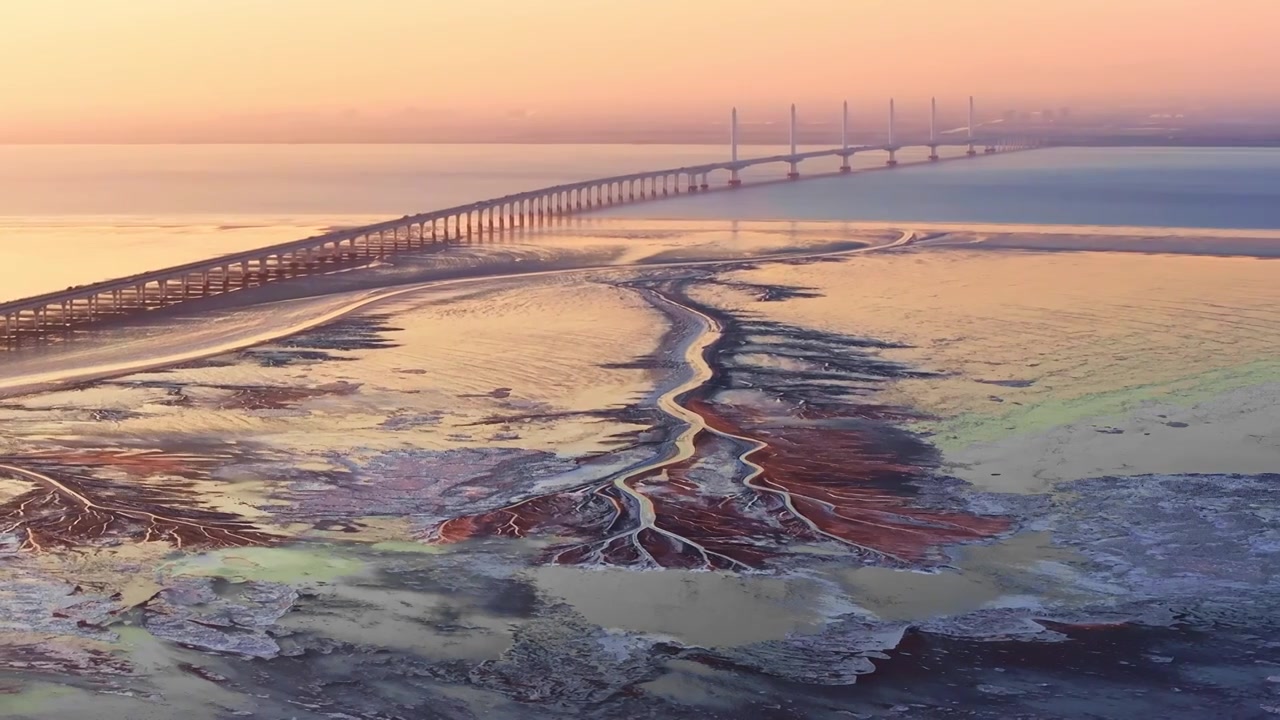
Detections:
[2, 144, 1279, 301]
[603, 146, 1280, 228]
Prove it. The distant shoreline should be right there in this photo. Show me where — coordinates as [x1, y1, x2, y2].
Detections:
[2, 140, 1280, 148]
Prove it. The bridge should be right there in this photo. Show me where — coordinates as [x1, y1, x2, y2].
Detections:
[0, 97, 1035, 346]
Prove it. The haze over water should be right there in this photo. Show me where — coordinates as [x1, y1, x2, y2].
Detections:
[3, 144, 1280, 304]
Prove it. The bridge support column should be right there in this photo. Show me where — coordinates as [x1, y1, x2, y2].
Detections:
[699, 173, 709, 190]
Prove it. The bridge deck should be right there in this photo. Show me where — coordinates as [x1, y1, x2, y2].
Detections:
[0, 139, 1024, 344]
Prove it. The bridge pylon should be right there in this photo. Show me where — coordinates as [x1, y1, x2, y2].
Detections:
[839, 100, 852, 172]
[966, 95, 978, 156]
[729, 107, 742, 186]
[928, 96, 940, 161]
[886, 98, 899, 166]
[787, 103, 801, 179]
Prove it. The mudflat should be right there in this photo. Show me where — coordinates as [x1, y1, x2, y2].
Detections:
[2, 222, 1278, 719]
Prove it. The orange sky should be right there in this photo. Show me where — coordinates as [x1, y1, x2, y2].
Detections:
[1, 0, 1277, 141]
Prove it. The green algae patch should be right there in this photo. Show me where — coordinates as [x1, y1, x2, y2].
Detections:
[0, 682, 77, 715]
[369, 540, 447, 554]
[920, 359, 1280, 452]
[161, 546, 367, 584]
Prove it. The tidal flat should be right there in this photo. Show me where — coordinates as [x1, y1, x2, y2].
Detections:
[1, 222, 1278, 719]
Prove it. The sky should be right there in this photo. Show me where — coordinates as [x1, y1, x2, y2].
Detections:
[1, 0, 1277, 141]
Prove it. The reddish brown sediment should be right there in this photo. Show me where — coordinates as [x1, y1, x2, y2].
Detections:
[2, 448, 224, 477]
[0, 642, 132, 680]
[0, 449, 277, 551]
[426, 281, 1010, 571]
[431, 394, 1007, 570]
[694, 400, 1010, 564]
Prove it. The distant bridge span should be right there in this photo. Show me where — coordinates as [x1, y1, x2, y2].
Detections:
[0, 97, 1036, 346]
